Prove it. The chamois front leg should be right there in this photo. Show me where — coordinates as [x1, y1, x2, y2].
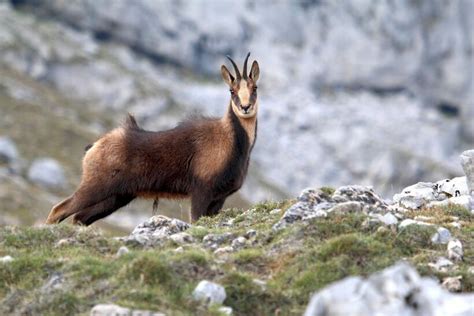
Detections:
[152, 198, 159, 215]
[190, 191, 213, 222]
[205, 198, 226, 217]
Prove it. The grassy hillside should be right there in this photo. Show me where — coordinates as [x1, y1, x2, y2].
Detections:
[0, 199, 472, 315]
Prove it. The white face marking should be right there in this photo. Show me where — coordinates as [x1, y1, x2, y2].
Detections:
[238, 80, 250, 105]
[232, 80, 257, 119]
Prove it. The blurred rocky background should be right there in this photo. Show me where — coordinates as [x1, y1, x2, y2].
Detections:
[0, 0, 472, 233]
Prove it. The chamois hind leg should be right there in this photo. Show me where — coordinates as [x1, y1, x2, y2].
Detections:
[45, 183, 115, 224]
[72, 194, 135, 226]
[46, 196, 74, 224]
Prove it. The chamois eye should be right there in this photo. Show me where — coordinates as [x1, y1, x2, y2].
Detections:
[230, 90, 235, 95]
[253, 87, 258, 92]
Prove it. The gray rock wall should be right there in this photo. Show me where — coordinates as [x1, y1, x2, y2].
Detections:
[2, 0, 473, 200]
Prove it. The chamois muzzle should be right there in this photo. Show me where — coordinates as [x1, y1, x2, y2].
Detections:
[241, 104, 251, 114]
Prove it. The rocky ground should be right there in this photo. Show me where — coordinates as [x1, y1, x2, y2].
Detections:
[1, 151, 473, 315]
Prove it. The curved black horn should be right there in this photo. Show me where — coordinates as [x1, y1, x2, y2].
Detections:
[226, 55, 241, 80]
[242, 52, 251, 79]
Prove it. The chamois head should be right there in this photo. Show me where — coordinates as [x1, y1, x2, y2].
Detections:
[221, 52, 260, 119]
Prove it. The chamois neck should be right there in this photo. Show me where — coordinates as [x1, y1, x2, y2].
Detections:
[223, 102, 257, 148]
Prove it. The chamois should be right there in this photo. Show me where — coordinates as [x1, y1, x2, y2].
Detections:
[45, 53, 260, 225]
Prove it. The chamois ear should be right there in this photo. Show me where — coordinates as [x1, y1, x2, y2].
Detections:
[250, 61, 259, 82]
[221, 65, 235, 87]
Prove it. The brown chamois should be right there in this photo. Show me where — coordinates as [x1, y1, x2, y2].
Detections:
[45, 53, 260, 225]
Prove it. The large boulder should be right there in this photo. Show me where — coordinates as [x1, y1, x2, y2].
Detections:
[304, 262, 474, 316]
[393, 176, 471, 210]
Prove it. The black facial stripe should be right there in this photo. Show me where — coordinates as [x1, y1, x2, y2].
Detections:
[249, 91, 257, 105]
[232, 93, 241, 107]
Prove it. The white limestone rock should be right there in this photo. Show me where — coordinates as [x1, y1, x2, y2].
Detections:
[90, 304, 130, 316]
[431, 227, 452, 245]
[122, 215, 190, 247]
[0, 255, 14, 263]
[436, 177, 469, 197]
[192, 280, 226, 305]
[116, 246, 130, 257]
[304, 262, 474, 316]
[169, 232, 194, 245]
[428, 257, 454, 273]
[447, 239, 463, 262]
[393, 182, 438, 209]
[398, 219, 434, 229]
[442, 276, 462, 292]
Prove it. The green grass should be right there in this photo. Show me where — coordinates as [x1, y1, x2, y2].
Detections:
[0, 201, 473, 315]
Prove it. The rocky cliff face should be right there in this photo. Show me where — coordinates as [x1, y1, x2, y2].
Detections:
[0, 1, 472, 225]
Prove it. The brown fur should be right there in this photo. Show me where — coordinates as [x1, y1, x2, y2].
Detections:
[46, 54, 260, 225]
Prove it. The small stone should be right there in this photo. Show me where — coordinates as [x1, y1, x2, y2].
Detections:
[431, 227, 451, 245]
[448, 222, 461, 229]
[362, 218, 381, 229]
[169, 232, 194, 244]
[317, 209, 328, 217]
[116, 246, 130, 257]
[468, 267, 474, 274]
[376, 226, 389, 234]
[244, 229, 257, 239]
[398, 219, 433, 229]
[213, 246, 234, 256]
[55, 238, 75, 247]
[231, 237, 247, 249]
[428, 257, 454, 272]
[90, 304, 131, 316]
[379, 213, 398, 226]
[414, 216, 434, 222]
[253, 279, 267, 290]
[0, 255, 13, 263]
[441, 276, 462, 292]
[218, 306, 233, 315]
[270, 208, 281, 215]
[192, 280, 226, 305]
[203, 232, 234, 250]
[41, 273, 64, 294]
[447, 239, 463, 262]
[174, 246, 184, 253]
[132, 311, 165, 316]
